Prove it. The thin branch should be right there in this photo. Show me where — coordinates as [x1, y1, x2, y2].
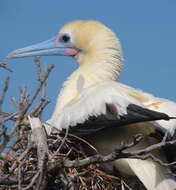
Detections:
[18, 162, 23, 190]
[0, 77, 10, 109]
[53, 136, 176, 169]
[30, 98, 50, 117]
[0, 176, 30, 185]
[21, 171, 40, 190]
[10, 145, 32, 173]
[0, 62, 54, 157]
[0, 62, 13, 72]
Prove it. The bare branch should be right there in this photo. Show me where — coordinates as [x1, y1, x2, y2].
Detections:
[54, 136, 176, 169]
[28, 116, 48, 163]
[0, 62, 13, 72]
[0, 77, 10, 109]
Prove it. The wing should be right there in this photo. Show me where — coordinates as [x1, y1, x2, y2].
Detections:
[118, 82, 176, 136]
[68, 104, 170, 137]
[48, 81, 173, 137]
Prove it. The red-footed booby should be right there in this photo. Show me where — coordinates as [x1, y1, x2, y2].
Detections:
[7, 20, 176, 189]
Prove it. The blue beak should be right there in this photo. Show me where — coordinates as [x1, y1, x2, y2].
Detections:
[7, 37, 78, 58]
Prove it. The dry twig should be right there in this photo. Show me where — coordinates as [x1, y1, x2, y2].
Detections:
[0, 62, 13, 72]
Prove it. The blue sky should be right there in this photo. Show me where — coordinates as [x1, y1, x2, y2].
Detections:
[0, 0, 176, 120]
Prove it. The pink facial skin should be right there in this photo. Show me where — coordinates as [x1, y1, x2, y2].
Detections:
[55, 32, 62, 42]
[55, 32, 79, 56]
[64, 48, 79, 56]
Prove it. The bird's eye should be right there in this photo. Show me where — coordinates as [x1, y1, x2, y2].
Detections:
[60, 34, 70, 43]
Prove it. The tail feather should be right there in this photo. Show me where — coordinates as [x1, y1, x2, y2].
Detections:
[125, 158, 176, 190]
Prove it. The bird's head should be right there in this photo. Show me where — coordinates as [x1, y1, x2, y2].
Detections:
[7, 20, 122, 68]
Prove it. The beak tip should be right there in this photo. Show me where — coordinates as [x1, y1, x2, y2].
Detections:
[6, 54, 14, 59]
[6, 55, 11, 59]
[6, 51, 21, 59]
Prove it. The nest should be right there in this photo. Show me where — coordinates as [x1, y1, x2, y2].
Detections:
[0, 123, 147, 190]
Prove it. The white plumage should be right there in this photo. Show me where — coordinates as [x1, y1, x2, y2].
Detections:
[49, 81, 139, 128]
[7, 20, 176, 189]
[49, 80, 176, 136]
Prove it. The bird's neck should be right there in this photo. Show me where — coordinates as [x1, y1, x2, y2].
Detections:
[52, 53, 122, 116]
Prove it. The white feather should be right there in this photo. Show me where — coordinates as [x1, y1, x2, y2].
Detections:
[124, 158, 176, 190]
[48, 81, 144, 129]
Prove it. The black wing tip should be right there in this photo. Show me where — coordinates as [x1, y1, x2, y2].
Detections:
[127, 104, 171, 121]
[169, 117, 176, 120]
